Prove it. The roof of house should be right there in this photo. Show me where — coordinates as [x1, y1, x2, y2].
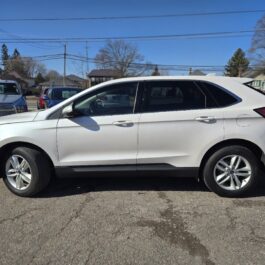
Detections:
[66, 74, 86, 82]
[189, 70, 206, 76]
[88, 69, 120, 77]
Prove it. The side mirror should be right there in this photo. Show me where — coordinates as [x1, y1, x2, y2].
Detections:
[43, 95, 49, 100]
[62, 104, 75, 118]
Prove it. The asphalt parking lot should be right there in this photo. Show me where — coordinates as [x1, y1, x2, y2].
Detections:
[1, 176, 265, 265]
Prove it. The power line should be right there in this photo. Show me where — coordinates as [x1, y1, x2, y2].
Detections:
[0, 9, 264, 22]
[0, 29, 263, 43]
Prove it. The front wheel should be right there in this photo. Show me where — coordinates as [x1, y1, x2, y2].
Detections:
[2, 147, 51, 197]
[203, 146, 261, 197]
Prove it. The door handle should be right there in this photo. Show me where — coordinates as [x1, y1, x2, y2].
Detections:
[113, 120, 134, 127]
[195, 116, 216, 123]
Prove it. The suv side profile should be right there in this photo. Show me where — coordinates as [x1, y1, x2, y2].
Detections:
[0, 76, 264, 197]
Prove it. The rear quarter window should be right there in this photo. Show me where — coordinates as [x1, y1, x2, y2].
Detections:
[198, 81, 239, 107]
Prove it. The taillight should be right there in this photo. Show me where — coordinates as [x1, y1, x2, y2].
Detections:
[254, 107, 265, 118]
[39, 98, 45, 108]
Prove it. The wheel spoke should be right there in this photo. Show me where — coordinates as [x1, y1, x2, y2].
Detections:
[16, 175, 23, 189]
[6, 169, 17, 178]
[20, 159, 29, 171]
[10, 156, 20, 169]
[230, 177, 236, 190]
[233, 174, 241, 188]
[234, 156, 242, 170]
[20, 172, 31, 184]
[216, 163, 226, 172]
[235, 172, 251, 177]
[230, 155, 238, 168]
[218, 175, 231, 185]
[216, 172, 228, 182]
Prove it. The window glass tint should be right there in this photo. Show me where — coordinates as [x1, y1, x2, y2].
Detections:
[74, 82, 137, 116]
[199, 82, 238, 107]
[142, 81, 206, 112]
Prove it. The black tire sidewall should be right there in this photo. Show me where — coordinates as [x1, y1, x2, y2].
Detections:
[203, 146, 260, 197]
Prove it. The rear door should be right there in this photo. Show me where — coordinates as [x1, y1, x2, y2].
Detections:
[137, 80, 225, 168]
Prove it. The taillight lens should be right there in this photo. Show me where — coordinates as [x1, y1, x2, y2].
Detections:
[254, 107, 265, 118]
[39, 98, 45, 108]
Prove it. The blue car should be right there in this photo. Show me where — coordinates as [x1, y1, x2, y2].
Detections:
[44, 87, 82, 108]
[0, 80, 28, 117]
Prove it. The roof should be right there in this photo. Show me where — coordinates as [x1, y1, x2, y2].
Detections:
[0, 79, 18, 84]
[190, 70, 206, 76]
[66, 74, 86, 82]
[88, 69, 120, 77]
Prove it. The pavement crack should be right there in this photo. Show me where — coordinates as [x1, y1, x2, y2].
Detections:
[135, 191, 215, 265]
[55, 194, 94, 238]
[0, 208, 42, 225]
[225, 207, 237, 230]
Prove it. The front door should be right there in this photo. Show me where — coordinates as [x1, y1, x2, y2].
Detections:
[56, 82, 140, 167]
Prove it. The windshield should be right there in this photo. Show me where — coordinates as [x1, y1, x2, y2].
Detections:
[244, 81, 265, 95]
[0, 83, 20, 95]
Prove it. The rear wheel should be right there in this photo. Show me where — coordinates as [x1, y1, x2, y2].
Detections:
[203, 145, 261, 197]
[2, 147, 51, 197]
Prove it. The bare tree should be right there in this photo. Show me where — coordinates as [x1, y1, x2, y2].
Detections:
[22, 57, 47, 78]
[95, 40, 149, 77]
[249, 14, 265, 70]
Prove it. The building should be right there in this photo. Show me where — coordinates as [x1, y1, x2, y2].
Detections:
[243, 69, 265, 91]
[87, 69, 120, 87]
[189, 68, 206, 76]
[39, 74, 87, 89]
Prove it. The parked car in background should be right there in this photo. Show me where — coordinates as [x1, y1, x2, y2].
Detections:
[0, 80, 28, 117]
[43, 87, 82, 108]
[37, 87, 49, 109]
[1, 76, 265, 197]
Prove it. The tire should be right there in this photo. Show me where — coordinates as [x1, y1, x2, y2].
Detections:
[2, 147, 51, 197]
[203, 145, 261, 197]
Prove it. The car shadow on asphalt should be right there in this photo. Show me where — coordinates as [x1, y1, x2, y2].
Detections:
[36, 176, 265, 199]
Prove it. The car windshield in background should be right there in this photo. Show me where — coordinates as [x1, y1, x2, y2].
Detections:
[244, 81, 265, 95]
[52, 88, 81, 100]
[0, 83, 19, 95]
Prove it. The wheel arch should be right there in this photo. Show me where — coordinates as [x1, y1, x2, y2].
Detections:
[0, 142, 55, 178]
[199, 139, 263, 179]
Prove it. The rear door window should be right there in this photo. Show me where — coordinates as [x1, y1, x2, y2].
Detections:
[141, 81, 207, 112]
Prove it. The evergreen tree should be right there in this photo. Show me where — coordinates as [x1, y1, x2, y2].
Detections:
[152, 65, 160, 76]
[35, 73, 45, 84]
[225, 48, 249, 77]
[1, 44, 9, 69]
[12, 48, 20, 59]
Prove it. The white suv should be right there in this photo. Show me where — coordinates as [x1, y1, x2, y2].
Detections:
[0, 76, 265, 197]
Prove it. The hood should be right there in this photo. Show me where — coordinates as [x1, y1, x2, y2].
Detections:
[0, 94, 22, 104]
[0, 111, 39, 125]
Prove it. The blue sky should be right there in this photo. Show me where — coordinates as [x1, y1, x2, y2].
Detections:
[0, 0, 265, 76]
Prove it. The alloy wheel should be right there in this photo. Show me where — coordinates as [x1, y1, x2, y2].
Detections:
[5, 155, 32, 191]
[214, 155, 252, 191]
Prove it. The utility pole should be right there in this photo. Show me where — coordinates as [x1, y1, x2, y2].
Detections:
[85, 42, 90, 87]
[63, 44, 66, 87]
